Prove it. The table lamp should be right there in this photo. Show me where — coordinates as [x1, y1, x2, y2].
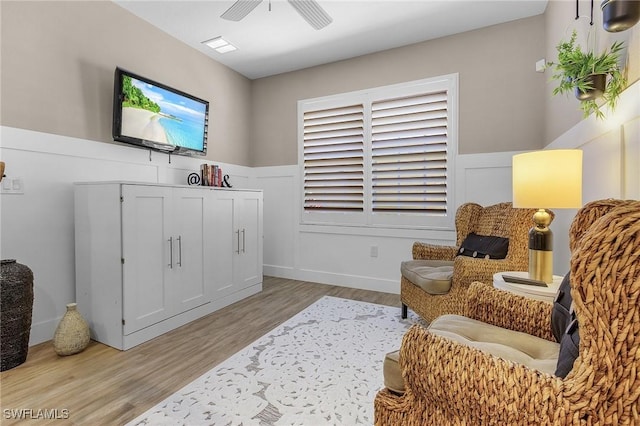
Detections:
[512, 150, 583, 283]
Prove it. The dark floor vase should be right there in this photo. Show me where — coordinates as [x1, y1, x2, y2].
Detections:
[601, 0, 640, 32]
[574, 74, 607, 101]
[0, 259, 34, 371]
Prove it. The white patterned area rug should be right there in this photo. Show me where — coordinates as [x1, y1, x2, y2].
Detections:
[128, 296, 420, 426]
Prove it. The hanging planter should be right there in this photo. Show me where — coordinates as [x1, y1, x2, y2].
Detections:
[574, 73, 607, 100]
[547, 30, 626, 119]
[601, 0, 640, 32]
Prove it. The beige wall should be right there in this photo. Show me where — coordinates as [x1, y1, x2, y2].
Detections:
[544, 0, 640, 143]
[4, 1, 636, 168]
[250, 15, 546, 166]
[0, 1, 253, 165]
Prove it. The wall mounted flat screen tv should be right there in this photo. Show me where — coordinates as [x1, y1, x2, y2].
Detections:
[112, 67, 209, 156]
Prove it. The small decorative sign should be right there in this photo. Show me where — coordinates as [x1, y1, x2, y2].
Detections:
[187, 173, 201, 186]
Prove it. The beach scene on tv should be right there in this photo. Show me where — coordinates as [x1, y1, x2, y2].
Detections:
[120, 75, 207, 150]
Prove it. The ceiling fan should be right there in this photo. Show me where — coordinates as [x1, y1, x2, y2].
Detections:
[221, 0, 333, 30]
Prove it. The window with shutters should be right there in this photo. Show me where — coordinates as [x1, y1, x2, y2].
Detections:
[298, 74, 457, 229]
[302, 104, 365, 213]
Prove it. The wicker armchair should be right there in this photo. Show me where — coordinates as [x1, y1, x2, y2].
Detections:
[402, 202, 537, 322]
[375, 199, 640, 425]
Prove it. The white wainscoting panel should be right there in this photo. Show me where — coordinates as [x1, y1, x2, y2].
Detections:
[455, 151, 523, 209]
[3, 76, 637, 346]
[623, 117, 640, 199]
[255, 167, 297, 278]
[255, 151, 517, 294]
[581, 128, 623, 201]
[0, 126, 252, 345]
[546, 80, 639, 274]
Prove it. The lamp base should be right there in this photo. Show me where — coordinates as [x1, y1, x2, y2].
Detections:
[528, 209, 553, 284]
[529, 248, 553, 284]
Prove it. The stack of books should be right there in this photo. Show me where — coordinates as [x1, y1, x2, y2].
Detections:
[200, 164, 223, 187]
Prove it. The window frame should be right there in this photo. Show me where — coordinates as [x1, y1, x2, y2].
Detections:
[298, 73, 458, 230]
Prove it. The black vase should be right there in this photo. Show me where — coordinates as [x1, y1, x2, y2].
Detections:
[574, 74, 607, 101]
[601, 0, 640, 32]
[0, 259, 34, 371]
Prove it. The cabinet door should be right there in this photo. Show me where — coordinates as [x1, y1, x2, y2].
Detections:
[172, 188, 212, 312]
[121, 185, 173, 334]
[234, 192, 263, 289]
[210, 191, 236, 298]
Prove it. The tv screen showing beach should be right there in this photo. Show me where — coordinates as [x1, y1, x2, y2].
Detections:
[119, 74, 208, 152]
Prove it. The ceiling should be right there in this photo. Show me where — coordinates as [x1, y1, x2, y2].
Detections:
[114, 0, 548, 80]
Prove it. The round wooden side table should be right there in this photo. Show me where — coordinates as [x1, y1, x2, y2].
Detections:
[492, 271, 563, 304]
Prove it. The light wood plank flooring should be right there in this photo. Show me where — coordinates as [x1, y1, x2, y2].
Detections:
[0, 276, 401, 425]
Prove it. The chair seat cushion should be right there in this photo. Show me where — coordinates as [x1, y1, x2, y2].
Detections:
[401, 260, 454, 295]
[382, 350, 404, 394]
[429, 315, 560, 374]
[384, 314, 559, 394]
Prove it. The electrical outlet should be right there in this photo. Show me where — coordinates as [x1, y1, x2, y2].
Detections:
[1, 177, 24, 194]
[370, 245, 378, 258]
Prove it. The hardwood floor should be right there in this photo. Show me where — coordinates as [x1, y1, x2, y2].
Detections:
[0, 277, 400, 425]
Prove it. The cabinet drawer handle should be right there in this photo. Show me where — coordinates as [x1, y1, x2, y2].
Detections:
[236, 230, 241, 254]
[177, 236, 182, 267]
[242, 229, 246, 253]
[168, 236, 173, 269]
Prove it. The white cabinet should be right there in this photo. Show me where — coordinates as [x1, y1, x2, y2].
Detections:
[74, 182, 262, 350]
[172, 188, 215, 312]
[120, 185, 213, 334]
[211, 190, 263, 299]
[234, 191, 263, 289]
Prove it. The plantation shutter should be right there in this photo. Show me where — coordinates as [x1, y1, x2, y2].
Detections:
[371, 91, 448, 214]
[303, 104, 365, 212]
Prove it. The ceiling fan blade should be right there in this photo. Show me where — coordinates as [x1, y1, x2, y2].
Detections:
[287, 0, 333, 30]
[221, 0, 263, 22]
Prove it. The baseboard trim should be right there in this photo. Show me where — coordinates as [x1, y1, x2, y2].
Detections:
[28, 284, 263, 349]
[263, 265, 296, 279]
[265, 267, 398, 294]
[29, 318, 60, 347]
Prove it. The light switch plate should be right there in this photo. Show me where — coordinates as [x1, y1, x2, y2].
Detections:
[1, 177, 24, 194]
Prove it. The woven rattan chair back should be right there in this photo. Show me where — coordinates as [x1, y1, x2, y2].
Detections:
[568, 198, 629, 252]
[402, 202, 537, 323]
[566, 200, 640, 422]
[378, 199, 640, 425]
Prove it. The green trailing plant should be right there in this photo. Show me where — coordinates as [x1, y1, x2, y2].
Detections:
[547, 30, 626, 119]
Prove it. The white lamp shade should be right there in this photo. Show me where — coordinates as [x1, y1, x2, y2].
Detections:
[512, 149, 583, 209]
